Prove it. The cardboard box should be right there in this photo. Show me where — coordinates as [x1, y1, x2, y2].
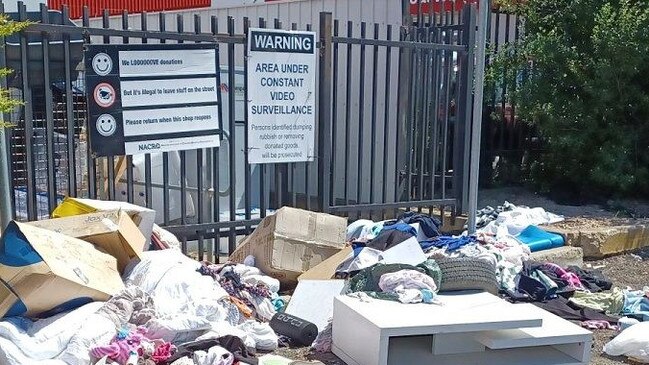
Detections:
[27, 211, 146, 273]
[0, 222, 124, 318]
[51, 197, 156, 243]
[298, 246, 352, 281]
[229, 207, 347, 286]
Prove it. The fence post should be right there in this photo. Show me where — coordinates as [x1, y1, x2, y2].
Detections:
[0, 0, 13, 231]
[455, 5, 477, 214]
[467, 0, 490, 233]
[395, 1, 414, 204]
[317, 12, 333, 213]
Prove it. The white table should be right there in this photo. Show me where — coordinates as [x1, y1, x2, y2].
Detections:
[332, 292, 592, 365]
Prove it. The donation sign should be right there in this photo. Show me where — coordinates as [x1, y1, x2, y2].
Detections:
[247, 28, 317, 164]
[85, 44, 221, 156]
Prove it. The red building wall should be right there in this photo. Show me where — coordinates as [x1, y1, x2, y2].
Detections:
[47, 0, 211, 19]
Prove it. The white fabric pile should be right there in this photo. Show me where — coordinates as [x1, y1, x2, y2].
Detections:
[0, 250, 280, 365]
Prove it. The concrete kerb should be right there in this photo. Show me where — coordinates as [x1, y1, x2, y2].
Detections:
[543, 224, 649, 259]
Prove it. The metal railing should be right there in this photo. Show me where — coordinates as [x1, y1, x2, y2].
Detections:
[0, 0, 480, 259]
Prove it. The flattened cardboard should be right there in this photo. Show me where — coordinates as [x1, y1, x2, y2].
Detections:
[285, 279, 345, 331]
[52, 197, 156, 243]
[27, 211, 146, 273]
[298, 246, 352, 281]
[0, 222, 124, 318]
[229, 207, 346, 286]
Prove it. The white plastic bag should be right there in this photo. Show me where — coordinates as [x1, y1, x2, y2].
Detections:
[604, 321, 649, 362]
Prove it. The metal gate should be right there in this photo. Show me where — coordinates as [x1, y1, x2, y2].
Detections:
[0, 0, 478, 260]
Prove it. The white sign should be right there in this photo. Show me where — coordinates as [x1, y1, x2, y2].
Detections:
[124, 135, 221, 155]
[120, 78, 218, 107]
[86, 44, 221, 157]
[247, 28, 317, 164]
[123, 105, 219, 137]
[118, 49, 217, 77]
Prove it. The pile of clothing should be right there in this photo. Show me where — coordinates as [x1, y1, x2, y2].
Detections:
[345, 210, 537, 295]
[0, 248, 281, 365]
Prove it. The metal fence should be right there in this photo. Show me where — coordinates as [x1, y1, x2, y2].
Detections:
[481, 7, 542, 185]
[0, 0, 478, 260]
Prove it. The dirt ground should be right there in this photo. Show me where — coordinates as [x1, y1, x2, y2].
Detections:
[273, 187, 649, 364]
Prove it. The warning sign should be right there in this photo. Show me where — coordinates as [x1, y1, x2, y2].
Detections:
[85, 44, 221, 156]
[247, 28, 317, 164]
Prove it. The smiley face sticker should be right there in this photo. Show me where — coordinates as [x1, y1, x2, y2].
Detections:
[92, 53, 113, 76]
[96, 114, 117, 137]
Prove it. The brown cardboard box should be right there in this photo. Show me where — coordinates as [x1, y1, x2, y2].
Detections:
[0, 222, 124, 318]
[298, 246, 352, 281]
[229, 207, 347, 286]
[27, 211, 146, 273]
[51, 197, 156, 244]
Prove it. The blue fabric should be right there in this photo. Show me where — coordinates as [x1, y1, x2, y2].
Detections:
[352, 243, 367, 258]
[622, 291, 649, 321]
[516, 225, 564, 252]
[381, 222, 417, 237]
[1, 316, 33, 331]
[3, 298, 27, 318]
[399, 212, 441, 238]
[420, 235, 477, 252]
[34, 298, 94, 319]
[420, 289, 435, 304]
[0, 222, 44, 267]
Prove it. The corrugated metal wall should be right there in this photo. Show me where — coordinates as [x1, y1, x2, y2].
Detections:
[47, 0, 211, 18]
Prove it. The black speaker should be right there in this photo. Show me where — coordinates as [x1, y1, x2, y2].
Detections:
[269, 312, 319, 346]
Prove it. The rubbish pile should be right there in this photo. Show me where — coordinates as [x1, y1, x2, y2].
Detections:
[0, 198, 646, 364]
[0, 201, 324, 365]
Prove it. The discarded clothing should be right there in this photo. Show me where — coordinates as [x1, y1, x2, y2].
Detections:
[378, 270, 439, 304]
[335, 245, 383, 277]
[166, 336, 257, 365]
[570, 288, 624, 314]
[475, 202, 515, 229]
[530, 296, 619, 323]
[346, 220, 385, 242]
[566, 266, 613, 293]
[125, 250, 229, 343]
[237, 320, 278, 351]
[396, 211, 441, 238]
[421, 235, 477, 252]
[311, 319, 332, 353]
[581, 320, 618, 331]
[622, 289, 649, 321]
[347, 261, 442, 303]
[90, 327, 149, 364]
[479, 205, 563, 238]
[378, 270, 438, 293]
[380, 222, 417, 237]
[97, 286, 157, 328]
[192, 346, 234, 365]
[366, 229, 414, 251]
[537, 263, 585, 292]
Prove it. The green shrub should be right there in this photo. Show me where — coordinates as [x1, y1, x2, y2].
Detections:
[0, 15, 30, 124]
[488, 0, 649, 199]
